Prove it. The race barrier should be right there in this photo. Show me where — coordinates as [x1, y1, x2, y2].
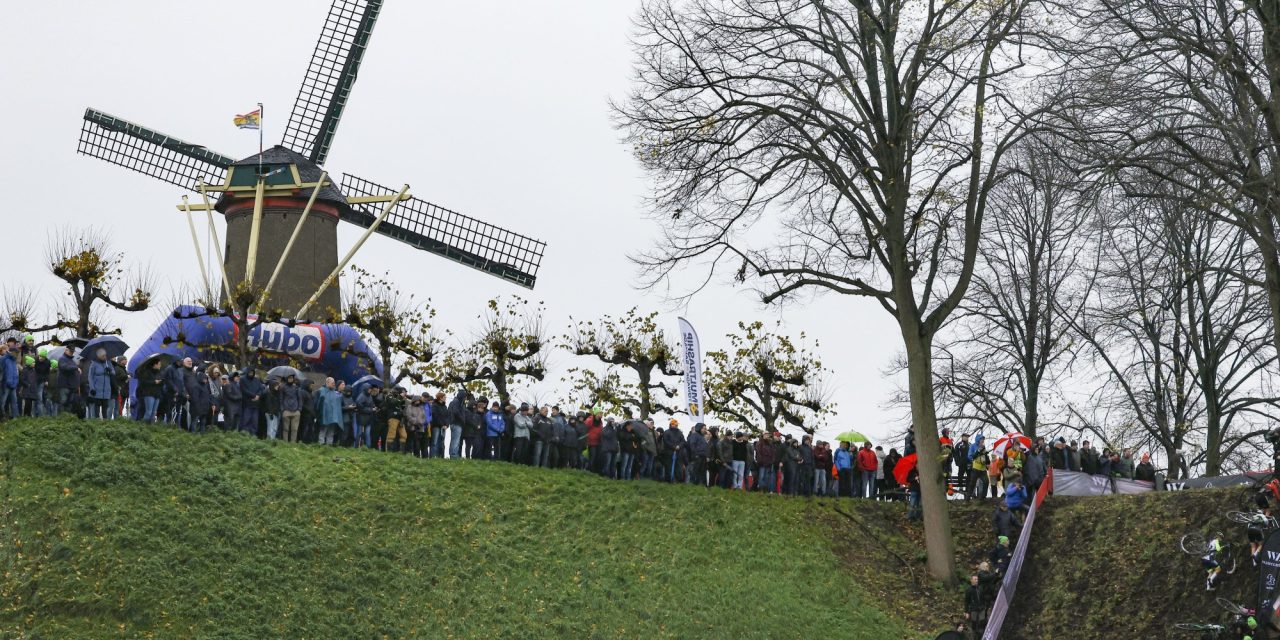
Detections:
[981, 468, 1052, 640]
[1052, 469, 1154, 496]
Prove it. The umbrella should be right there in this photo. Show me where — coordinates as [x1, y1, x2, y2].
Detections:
[991, 432, 1032, 457]
[83, 335, 129, 360]
[835, 430, 870, 444]
[352, 374, 383, 395]
[45, 346, 68, 363]
[934, 633, 966, 640]
[893, 453, 918, 485]
[136, 352, 175, 372]
[59, 336, 89, 349]
[268, 365, 302, 380]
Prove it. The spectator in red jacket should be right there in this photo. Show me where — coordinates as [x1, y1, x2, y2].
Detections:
[585, 412, 603, 472]
[857, 442, 879, 499]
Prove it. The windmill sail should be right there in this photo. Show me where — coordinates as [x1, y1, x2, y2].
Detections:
[340, 174, 546, 289]
[78, 108, 232, 191]
[282, 0, 382, 166]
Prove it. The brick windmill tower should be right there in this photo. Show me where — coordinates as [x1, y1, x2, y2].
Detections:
[76, 0, 546, 318]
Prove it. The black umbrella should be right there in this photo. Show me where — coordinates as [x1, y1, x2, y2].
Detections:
[83, 335, 129, 360]
[59, 336, 90, 349]
[136, 352, 175, 372]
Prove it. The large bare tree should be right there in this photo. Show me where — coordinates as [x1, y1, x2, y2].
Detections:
[933, 140, 1095, 440]
[616, 0, 1044, 581]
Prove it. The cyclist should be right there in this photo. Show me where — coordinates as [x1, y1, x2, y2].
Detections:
[1249, 520, 1265, 567]
[1204, 536, 1225, 591]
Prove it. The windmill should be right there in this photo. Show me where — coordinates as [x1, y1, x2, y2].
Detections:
[76, 0, 546, 320]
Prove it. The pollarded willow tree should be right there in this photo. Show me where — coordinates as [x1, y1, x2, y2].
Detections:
[616, 0, 1047, 582]
[564, 309, 683, 419]
[46, 228, 154, 340]
[423, 297, 547, 408]
[703, 321, 834, 435]
[332, 267, 437, 386]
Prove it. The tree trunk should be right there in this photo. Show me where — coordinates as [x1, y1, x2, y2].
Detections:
[902, 326, 957, 585]
[1257, 212, 1280, 369]
[1022, 384, 1039, 441]
[637, 368, 653, 419]
[1202, 385, 1224, 477]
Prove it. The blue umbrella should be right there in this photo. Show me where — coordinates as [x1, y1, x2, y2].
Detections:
[83, 335, 129, 360]
[352, 374, 384, 395]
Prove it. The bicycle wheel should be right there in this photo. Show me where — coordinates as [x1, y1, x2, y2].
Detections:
[1222, 549, 1239, 575]
[1228, 511, 1255, 524]
[1182, 532, 1207, 554]
[1174, 622, 1216, 631]
[1216, 596, 1252, 616]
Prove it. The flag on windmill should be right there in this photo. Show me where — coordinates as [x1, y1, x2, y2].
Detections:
[233, 108, 262, 130]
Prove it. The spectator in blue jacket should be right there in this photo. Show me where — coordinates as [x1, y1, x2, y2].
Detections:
[484, 402, 506, 461]
[0, 345, 18, 418]
[834, 441, 855, 497]
[1004, 480, 1028, 518]
[85, 348, 115, 420]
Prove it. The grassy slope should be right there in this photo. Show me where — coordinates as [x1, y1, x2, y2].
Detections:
[1004, 487, 1258, 639]
[0, 417, 964, 640]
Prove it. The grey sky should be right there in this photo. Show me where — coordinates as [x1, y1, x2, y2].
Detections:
[1, 0, 906, 445]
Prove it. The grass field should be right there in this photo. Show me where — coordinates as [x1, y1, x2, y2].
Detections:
[0, 417, 967, 639]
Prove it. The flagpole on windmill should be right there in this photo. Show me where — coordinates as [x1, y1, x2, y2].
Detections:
[257, 102, 264, 175]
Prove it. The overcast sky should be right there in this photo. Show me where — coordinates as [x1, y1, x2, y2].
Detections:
[1, 0, 907, 445]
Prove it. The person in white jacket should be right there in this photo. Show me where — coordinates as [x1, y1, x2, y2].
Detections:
[873, 445, 886, 498]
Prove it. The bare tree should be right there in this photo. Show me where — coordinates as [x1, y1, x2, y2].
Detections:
[1068, 181, 1280, 477]
[564, 309, 682, 419]
[702, 321, 834, 435]
[933, 140, 1096, 440]
[616, 0, 1045, 581]
[1052, 0, 1280, 374]
[45, 228, 154, 339]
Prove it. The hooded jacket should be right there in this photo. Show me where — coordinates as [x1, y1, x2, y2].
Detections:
[687, 428, 708, 458]
[534, 413, 554, 442]
[315, 387, 344, 426]
[834, 446, 854, 471]
[661, 426, 686, 455]
[485, 410, 506, 437]
[600, 422, 621, 453]
[279, 382, 304, 413]
[56, 354, 80, 391]
[239, 375, 266, 407]
[404, 402, 427, 430]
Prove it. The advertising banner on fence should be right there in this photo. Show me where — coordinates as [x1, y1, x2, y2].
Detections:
[1051, 470, 1154, 497]
[677, 317, 705, 424]
[1259, 529, 1280, 639]
[1165, 472, 1270, 492]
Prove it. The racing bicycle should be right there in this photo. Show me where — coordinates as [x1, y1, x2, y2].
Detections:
[1180, 531, 1239, 575]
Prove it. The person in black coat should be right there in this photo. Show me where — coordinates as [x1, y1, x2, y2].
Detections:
[686, 424, 709, 486]
[238, 370, 265, 436]
[188, 369, 212, 433]
[964, 574, 988, 633]
[430, 392, 450, 458]
[220, 372, 243, 431]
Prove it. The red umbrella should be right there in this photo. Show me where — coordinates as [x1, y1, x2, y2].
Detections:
[893, 453, 918, 485]
[992, 432, 1032, 457]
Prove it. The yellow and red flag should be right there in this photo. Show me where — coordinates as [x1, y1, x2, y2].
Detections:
[233, 109, 262, 130]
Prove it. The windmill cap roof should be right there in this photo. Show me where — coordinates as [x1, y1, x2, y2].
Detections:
[215, 145, 349, 212]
